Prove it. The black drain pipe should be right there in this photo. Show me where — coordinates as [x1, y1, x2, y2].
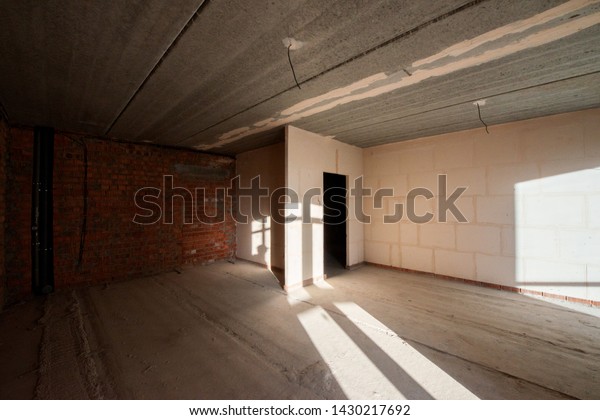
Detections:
[32, 126, 54, 295]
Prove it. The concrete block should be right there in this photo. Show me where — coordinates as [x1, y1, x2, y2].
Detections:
[456, 225, 501, 255]
[399, 193, 436, 223]
[364, 198, 384, 225]
[398, 146, 434, 174]
[285, 221, 303, 285]
[338, 146, 363, 176]
[371, 220, 399, 244]
[383, 197, 405, 223]
[363, 155, 376, 178]
[433, 137, 473, 170]
[400, 246, 433, 273]
[444, 167, 486, 196]
[537, 165, 600, 194]
[584, 113, 600, 157]
[391, 244, 401, 267]
[384, 195, 401, 216]
[373, 153, 401, 176]
[520, 121, 585, 162]
[365, 241, 391, 266]
[408, 171, 438, 193]
[363, 194, 374, 215]
[540, 158, 600, 178]
[559, 229, 600, 264]
[370, 206, 387, 228]
[523, 195, 585, 228]
[587, 265, 600, 302]
[378, 174, 408, 196]
[474, 134, 519, 165]
[516, 227, 558, 259]
[399, 222, 418, 245]
[525, 258, 586, 284]
[502, 226, 516, 257]
[362, 175, 377, 189]
[523, 259, 586, 300]
[442, 195, 474, 224]
[415, 195, 436, 223]
[346, 196, 362, 221]
[476, 254, 516, 286]
[476, 195, 515, 225]
[348, 240, 364, 266]
[488, 163, 539, 195]
[348, 219, 364, 243]
[589, 194, 600, 228]
[434, 249, 475, 280]
[419, 223, 455, 249]
[364, 221, 372, 241]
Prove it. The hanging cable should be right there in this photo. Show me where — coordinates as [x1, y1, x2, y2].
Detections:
[0, 101, 9, 122]
[66, 135, 88, 268]
[476, 103, 489, 134]
[287, 44, 302, 90]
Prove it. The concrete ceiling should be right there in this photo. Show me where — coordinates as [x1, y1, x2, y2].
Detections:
[1, 0, 599, 155]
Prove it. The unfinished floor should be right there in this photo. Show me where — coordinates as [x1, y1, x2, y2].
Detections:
[1, 261, 599, 400]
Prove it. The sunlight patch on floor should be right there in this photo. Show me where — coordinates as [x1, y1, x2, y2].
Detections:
[334, 301, 478, 399]
[297, 306, 402, 399]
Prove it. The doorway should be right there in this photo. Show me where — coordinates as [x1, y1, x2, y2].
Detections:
[323, 172, 347, 277]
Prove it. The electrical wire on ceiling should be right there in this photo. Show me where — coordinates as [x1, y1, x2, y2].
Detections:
[287, 43, 302, 90]
[476, 102, 490, 134]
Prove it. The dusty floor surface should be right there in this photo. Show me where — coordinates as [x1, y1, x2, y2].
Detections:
[1, 260, 599, 399]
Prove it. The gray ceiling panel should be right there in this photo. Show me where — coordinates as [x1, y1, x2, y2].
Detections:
[0, 0, 202, 133]
[107, 0, 471, 142]
[1, 0, 598, 155]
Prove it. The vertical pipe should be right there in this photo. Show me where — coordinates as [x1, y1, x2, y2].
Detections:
[32, 126, 54, 295]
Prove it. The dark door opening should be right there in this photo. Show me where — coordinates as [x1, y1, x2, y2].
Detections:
[323, 172, 347, 277]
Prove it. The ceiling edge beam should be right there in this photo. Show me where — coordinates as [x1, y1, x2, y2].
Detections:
[104, 0, 211, 136]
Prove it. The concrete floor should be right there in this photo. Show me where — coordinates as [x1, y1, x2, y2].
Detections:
[1, 260, 599, 399]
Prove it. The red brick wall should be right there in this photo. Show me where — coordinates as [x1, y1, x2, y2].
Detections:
[5, 127, 235, 301]
[0, 118, 8, 308]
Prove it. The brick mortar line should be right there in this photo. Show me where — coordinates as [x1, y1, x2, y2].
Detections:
[365, 262, 600, 308]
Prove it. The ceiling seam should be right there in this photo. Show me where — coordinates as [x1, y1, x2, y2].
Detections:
[311, 72, 600, 136]
[175, 0, 490, 145]
[104, 0, 211, 136]
[346, 70, 600, 145]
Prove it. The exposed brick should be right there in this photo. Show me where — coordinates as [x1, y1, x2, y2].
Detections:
[542, 292, 567, 302]
[4, 127, 235, 302]
[0, 117, 8, 308]
[364, 262, 600, 307]
[462, 279, 482, 287]
[521, 289, 544, 297]
[566, 296, 593, 306]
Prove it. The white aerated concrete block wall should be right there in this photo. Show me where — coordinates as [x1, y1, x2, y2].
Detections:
[236, 143, 285, 270]
[364, 108, 600, 303]
[285, 126, 364, 288]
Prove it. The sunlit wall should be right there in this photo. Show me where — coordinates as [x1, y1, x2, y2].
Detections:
[516, 166, 600, 301]
[236, 142, 285, 270]
[285, 126, 364, 289]
[363, 108, 600, 303]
